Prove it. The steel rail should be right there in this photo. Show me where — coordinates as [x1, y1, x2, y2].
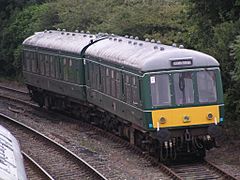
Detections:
[22, 151, 55, 180]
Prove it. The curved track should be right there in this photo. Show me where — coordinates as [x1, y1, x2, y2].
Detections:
[22, 151, 54, 180]
[0, 113, 107, 180]
[167, 160, 237, 180]
[0, 84, 28, 94]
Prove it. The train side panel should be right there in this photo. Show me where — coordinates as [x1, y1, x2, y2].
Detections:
[84, 57, 147, 128]
[23, 48, 87, 102]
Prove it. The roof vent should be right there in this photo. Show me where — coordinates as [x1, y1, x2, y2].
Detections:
[62, 29, 66, 32]
[130, 36, 134, 39]
[151, 39, 155, 43]
[81, 30, 84, 33]
[139, 43, 143, 46]
[72, 33, 76, 36]
[86, 31, 90, 34]
[61, 32, 64, 35]
[89, 35, 93, 38]
[57, 28, 61, 31]
[44, 29, 47, 33]
[128, 40, 132, 44]
[160, 47, 165, 51]
[104, 33, 109, 36]
[135, 36, 139, 40]
[114, 38, 117, 41]
[125, 35, 129, 38]
[145, 38, 150, 42]
[49, 30, 52, 33]
[133, 42, 137, 45]
[154, 46, 158, 49]
[157, 40, 161, 44]
[109, 37, 113, 40]
[66, 32, 70, 35]
[111, 34, 115, 36]
[83, 34, 87, 37]
[172, 43, 177, 47]
[179, 44, 184, 49]
[75, 30, 79, 33]
[118, 39, 122, 42]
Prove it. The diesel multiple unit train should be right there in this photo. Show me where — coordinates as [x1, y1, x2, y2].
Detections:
[0, 125, 27, 180]
[22, 30, 224, 161]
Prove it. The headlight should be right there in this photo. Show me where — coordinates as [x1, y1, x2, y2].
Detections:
[159, 117, 166, 124]
[183, 115, 190, 123]
[207, 113, 213, 120]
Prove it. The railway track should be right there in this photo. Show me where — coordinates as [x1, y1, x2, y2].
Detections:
[0, 113, 107, 180]
[0, 83, 238, 180]
[0, 84, 28, 95]
[22, 151, 54, 180]
[168, 160, 237, 180]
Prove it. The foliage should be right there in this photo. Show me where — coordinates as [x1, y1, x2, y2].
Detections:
[47, 0, 185, 44]
[0, 3, 58, 77]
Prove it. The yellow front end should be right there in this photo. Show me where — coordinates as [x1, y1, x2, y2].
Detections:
[152, 105, 220, 128]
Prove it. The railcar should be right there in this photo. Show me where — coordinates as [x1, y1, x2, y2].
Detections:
[22, 30, 224, 161]
[0, 125, 27, 180]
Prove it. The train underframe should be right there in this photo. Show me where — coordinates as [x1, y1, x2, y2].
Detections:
[28, 86, 218, 162]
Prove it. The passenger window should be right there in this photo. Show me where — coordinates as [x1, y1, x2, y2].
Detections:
[26, 51, 31, 72]
[69, 59, 75, 82]
[125, 75, 132, 104]
[31, 52, 37, 73]
[91, 64, 96, 88]
[89, 63, 95, 88]
[106, 68, 111, 95]
[98, 65, 102, 87]
[75, 60, 81, 84]
[39, 54, 45, 75]
[132, 76, 139, 106]
[45, 55, 50, 77]
[111, 70, 116, 97]
[55, 57, 60, 79]
[50, 56, 55, 78]
[116, 72, 121, 99]
[86, 61, 90, 81]
[63, 58, 69, 81]
[101, 67, 106, 92]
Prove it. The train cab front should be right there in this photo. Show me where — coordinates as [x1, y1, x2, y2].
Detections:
[144, 67, 224, 161]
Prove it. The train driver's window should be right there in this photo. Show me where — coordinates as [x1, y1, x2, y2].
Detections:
[150, 74, 171, 106]
[197, 70, 217, 103]
[173, 72, 194, 105]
